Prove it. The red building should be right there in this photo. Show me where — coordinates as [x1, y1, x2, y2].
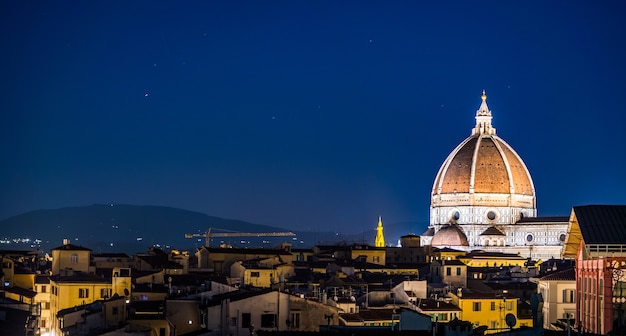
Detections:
[562, 205, 626, 335]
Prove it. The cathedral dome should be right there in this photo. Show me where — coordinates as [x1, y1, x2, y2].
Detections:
[430, 91, 536, 225]
[431, 224, 469, 247]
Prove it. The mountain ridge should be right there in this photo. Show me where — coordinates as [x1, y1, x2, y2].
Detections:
[0, 204, 299, 253]
[0, 204, 384, 254]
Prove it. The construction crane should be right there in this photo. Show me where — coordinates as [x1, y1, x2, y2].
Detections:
[185, 227, 296, 247]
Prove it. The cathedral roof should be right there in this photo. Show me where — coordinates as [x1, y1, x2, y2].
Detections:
[421, 227, 435, 236]
[431, 91, 535, 200]
[431, 224, 469, 247]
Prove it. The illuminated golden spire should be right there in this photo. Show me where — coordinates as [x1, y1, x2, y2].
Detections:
[375, 216, 385, 247]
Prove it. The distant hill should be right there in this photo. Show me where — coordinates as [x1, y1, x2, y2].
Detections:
[0, 204, 423, 254]
[0, 204, 297, 253]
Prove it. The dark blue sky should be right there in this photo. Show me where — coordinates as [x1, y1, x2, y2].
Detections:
[1, 1, 625, 235]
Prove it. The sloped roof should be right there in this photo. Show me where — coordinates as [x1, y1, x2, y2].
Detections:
[538, 268, 575, 281]
[14, 266, 35, 274]
[441, 259, 466, 266]
[340, 308, 396, 322]
[201, 246, 292, 255]
[35, 274, 51, 284]
[50, 271, 109, 284]
[416, 299, 461, 312]
[92, 253, 130, 258]
[4, 286, 37, 298]
[51, 243, 91, 251]
[573, 205, 626, 244]
[422, 227, 435, 236]
[517, 216, 569, 223]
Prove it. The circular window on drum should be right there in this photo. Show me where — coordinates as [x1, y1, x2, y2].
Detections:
[526, 234, 534, 243]
[485, 210, 499, 222]
[449, 210, 461, 222]
[559, 233, 566, 242]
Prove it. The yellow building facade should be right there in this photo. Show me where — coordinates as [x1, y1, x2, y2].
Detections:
[448, 292, 532, 334]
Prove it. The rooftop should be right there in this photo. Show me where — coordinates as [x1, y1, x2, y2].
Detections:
[574, 205, 626, 244]
[537, 268, 576, 281]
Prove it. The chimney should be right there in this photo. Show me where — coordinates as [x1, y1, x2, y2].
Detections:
[63, 239, 70, 245]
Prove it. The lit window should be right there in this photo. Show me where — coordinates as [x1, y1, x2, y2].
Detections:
[78, 288, 89, 298]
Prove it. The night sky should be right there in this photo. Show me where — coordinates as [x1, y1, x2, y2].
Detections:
[1, 1, 625, 235]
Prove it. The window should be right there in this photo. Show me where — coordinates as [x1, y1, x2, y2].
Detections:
[241, 313, 251, 328]
[261, 314, 276, 328]
[70, 254, 79, 263]
[446, 267, 451, 276]
[40, 285, 47, 293]
[563, 289, 575, 303]
[290, 311, 301, 329]
[526, 234, 534, 242]
[456, 267, 461, 276]
[41, 319, 46, 328]
[491, 302, 496, 311]
[506, 301, 513, 310]
[473, 302, 481, 311]
[101, 288, 112, 298]
[250, 272, 260, 278]
[78, 288, 89, 298]
[230, 317, 237, 326]
[44, 302, 50, 310]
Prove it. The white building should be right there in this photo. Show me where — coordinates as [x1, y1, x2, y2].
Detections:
[422, 91, 568, 260]
[531, 268, 576, 330]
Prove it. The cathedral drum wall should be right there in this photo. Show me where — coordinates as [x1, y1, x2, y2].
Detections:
[430, 205, 533, 226]
[510, 194, 536, 209]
